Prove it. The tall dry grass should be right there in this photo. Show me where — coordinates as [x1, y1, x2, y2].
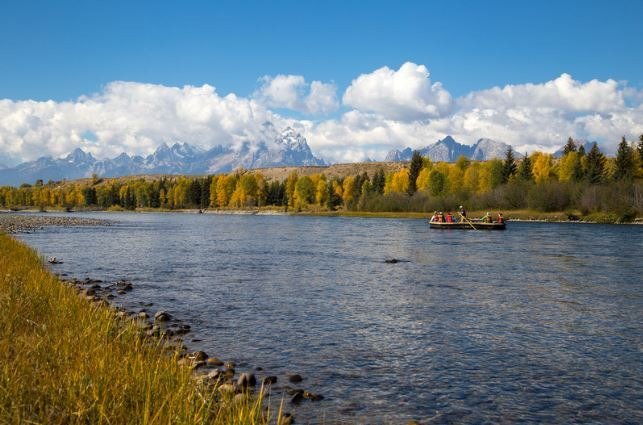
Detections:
[0, 232, 270, 424]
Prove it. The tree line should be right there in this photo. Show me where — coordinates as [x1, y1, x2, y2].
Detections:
[2, 136, 642, 219]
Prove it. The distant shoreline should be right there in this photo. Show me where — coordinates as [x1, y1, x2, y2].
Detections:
[2, 207, 641, 225]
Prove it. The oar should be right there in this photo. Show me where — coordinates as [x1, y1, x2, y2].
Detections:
[460, 213, 477, 230]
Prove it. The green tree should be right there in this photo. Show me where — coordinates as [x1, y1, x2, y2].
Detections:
[562, 137, 577, 155]
[407, 150, 423, 195]
[428, 170, 446, 196]
[371, 169, 385, 194]
[638, 134, 643, 169]
[585, 142, 606, 184]
[501, 146, 517, 184]
[517, 154, 533, 182]
[613, 136, 635, 181]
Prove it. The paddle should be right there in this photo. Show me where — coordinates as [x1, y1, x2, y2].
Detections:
[459, 213, 477, 230]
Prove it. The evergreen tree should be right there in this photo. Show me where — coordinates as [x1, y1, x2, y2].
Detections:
[517, 154, 533, 182]
[614, 136, 635, 181]
[562, 137, 577, 155]
[585, 142, 605, 184]
[571, 153, 585, 182]
[501, 146, 517, 183]
[407, 151, 423, 195]
[371, 168, 385, 194]
[578, 144, 586, 156]
[638, 134, 643, 166]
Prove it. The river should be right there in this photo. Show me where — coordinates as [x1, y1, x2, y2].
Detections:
[16, 212, 643, 424]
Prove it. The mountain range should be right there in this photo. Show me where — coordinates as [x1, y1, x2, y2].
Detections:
[384, 136, 516, 162]
[0, 126, 325, 186]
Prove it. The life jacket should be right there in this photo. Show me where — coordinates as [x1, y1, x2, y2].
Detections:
[446, 214, 453, 222]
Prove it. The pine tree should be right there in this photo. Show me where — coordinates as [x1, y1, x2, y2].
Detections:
[501, 146, 517, 183]
[614, 136, 635, 181]
[517, 154, 533, 182]
[407, 151, 423, 195]
[371, 169, 385, 194]
[563, 137, 577, 155]
[578, 144, 586, 156]
[571, 153, 584, 182]
[585, 142, 605, 184]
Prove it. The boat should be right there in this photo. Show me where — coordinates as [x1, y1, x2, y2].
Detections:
[429, 220, 506, 230]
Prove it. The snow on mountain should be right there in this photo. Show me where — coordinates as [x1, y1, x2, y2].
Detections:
[384, 136, 513, 163]
[0, 127, 325, 186]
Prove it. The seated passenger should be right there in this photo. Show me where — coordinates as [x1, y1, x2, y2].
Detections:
[483, 212, 492, 223]
[497, 212, 504, 223]
[445, 212, 453, 222]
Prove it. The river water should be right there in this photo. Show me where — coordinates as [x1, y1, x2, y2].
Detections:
[16, 212, 643, 424]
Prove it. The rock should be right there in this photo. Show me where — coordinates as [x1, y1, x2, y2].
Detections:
[255, 366, 263, 371]
[117, 290, 127, 295]
[154, 311, 171, 322]
[236, 373, 256, 389]
[303, 391, 324, 401]
[193, 360, 206, 369]
[207, 369, 222, 380]
[290, 390, 304, 404]
[288, 374, 303, 383]
[115, 311, 127, 319]
[138, 312, 149, 320]
[262, 376, 278, 385]
[115, 280, 133, 291]
[224, 368, 235, 380]
[206, 357, 224, 366]
[233, 393, 247, 404]
[192, 351, 208, 362]
[225, 361, 236, 369]
[278, 413, 294, 425]
[218, 383, 236, 395]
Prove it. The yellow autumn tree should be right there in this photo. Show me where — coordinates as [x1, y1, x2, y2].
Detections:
[531, 152, 554, 184]
[384, 169, 409, 194]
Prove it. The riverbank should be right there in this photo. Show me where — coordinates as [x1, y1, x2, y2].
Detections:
[0, 232, 273, 424]
[5, 206, 641, 224]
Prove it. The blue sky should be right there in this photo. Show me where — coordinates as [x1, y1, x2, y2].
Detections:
[1, 0, 642, 165]
[2, 0, 641, 101]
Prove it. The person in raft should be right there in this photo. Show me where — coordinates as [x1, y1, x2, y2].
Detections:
[459, 205, 467, 222]
[497, 212, 504, 223]
[445, 211, 454, 222]
[482, 212, 493, 223]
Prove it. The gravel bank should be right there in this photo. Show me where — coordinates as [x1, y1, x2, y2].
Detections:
[0, 213, 110, 233]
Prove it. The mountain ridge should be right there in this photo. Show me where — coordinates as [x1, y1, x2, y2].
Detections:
[0, 127, 325, 186]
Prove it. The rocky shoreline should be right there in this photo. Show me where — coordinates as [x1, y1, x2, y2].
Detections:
[54, 272, 323, 423]
[0, 213, 110, 234]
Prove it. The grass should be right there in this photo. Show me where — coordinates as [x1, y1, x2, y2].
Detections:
[0, 232, 272, 425]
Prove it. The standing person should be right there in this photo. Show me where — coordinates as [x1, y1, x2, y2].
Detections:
[459, 205, 467, 223]
[497, 212, 504, 224]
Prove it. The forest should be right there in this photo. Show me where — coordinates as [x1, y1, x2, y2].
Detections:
[2, 137, 642, 221]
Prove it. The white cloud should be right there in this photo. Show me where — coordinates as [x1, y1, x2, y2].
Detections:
[342, 62, 453, 121]
[0, 82, 289, 164]
[254, 74, 338, 115]
[0, 67, 641, 166]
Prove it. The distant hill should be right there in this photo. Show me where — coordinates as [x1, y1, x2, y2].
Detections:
[0, 126, 326, 186]
[384, 136, 515, 162]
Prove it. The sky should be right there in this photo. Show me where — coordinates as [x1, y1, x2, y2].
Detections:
[1, 0, 642, 166]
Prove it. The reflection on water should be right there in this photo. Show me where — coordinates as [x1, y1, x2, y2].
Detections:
[17, 213, 643, 424]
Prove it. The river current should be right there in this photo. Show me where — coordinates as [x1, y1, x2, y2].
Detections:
[16, 212, 643, 424]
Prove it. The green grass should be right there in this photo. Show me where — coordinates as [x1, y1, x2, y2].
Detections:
[0, 233, 272, 425]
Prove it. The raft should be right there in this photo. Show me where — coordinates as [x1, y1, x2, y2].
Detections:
[429, 220, 506, 230]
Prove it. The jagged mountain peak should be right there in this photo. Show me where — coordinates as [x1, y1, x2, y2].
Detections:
[0, 124, 327, 186]
[384, 136, 512, 163]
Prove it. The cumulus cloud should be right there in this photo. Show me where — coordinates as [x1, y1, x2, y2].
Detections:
[254, 74, 338, 115]
[0, 82, 290, 164]
[0, 66, 641, 166]
[342, 62, 453, 121]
